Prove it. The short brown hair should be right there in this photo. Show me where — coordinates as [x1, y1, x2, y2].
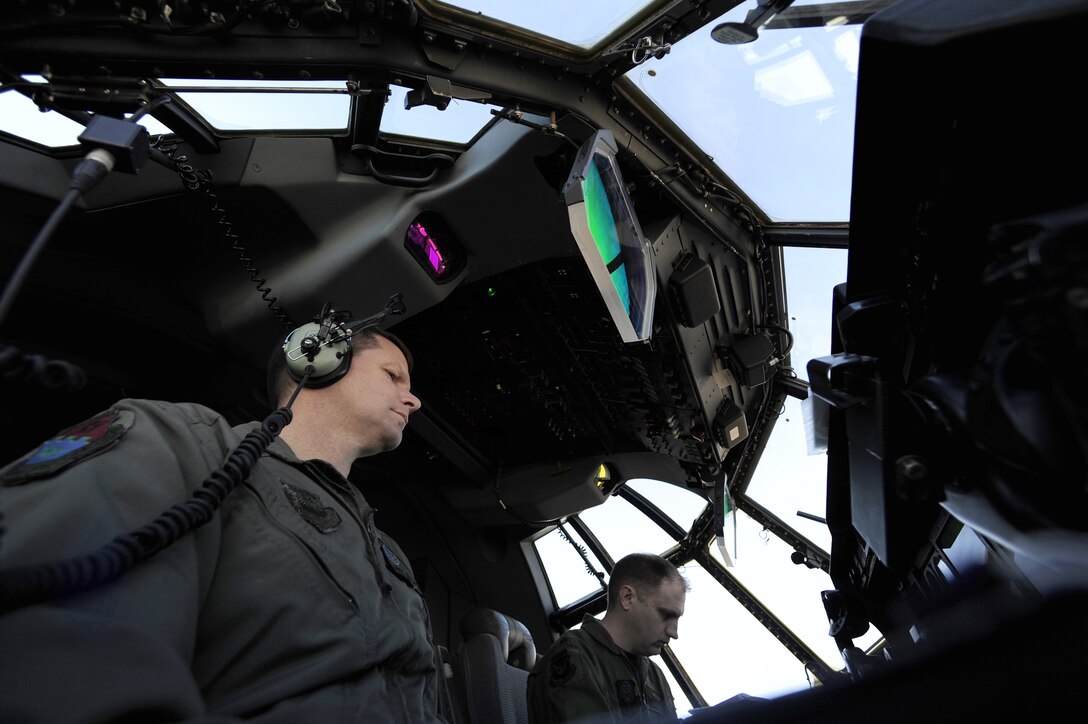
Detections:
[606, 553, 688, 610]
[266, 325, 413, 409]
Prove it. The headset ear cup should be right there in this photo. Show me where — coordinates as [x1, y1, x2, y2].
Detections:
[282, 322, 353, 388]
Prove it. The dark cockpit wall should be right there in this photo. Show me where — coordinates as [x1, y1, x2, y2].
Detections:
[204, 115, 588, 370]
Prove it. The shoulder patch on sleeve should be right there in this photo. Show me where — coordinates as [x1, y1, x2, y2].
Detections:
[2, 409, 135, 487]
[548, 647, 581, 687]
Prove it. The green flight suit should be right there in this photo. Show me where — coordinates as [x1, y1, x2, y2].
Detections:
[526, 614, 678, 723]
[0, 398, 443, 723]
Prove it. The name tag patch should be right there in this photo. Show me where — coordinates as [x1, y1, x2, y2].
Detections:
[615, 679, 640, 708]
[282, 483, 342, 533]
[380, 540, 417, 587]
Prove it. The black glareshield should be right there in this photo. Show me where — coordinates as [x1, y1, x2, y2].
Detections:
[282, 293, 406, 388]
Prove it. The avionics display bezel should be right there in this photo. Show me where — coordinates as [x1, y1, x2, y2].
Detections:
[562, 129, 656, 344]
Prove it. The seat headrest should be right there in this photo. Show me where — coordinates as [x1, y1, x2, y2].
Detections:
[459, 607, 538, 670]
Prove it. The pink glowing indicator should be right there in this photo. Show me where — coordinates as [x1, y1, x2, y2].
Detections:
[408, 222, 447, 276]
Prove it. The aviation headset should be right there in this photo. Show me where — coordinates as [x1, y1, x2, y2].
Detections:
[281, 294, 407, 388]
[282, 315, 355, 388]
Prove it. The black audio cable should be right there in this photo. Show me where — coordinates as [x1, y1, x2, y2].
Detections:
[0, 406, 292, 613]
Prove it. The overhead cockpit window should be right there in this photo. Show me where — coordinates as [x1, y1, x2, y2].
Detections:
[0, 76, 501, 148]
[419, 0, 660, 49]
[382, 85, 500, 144]
[0, 76, 345, 146]
[159, 78, 351, 131]
[623, 0, 866, 222]
[169, 80, 502, 143]
[0, 75, 170, 148]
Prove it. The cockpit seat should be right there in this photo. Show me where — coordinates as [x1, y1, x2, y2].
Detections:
[456, 606, 537, 724]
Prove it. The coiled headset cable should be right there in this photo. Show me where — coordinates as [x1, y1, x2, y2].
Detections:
[0, 406, 292, 614]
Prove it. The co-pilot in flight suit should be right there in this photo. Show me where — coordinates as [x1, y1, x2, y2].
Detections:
[527, 614, 678, 723]
[0, 398, 443, 723]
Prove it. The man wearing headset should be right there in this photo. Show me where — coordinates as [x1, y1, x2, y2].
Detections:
[0, 319, 442, 723]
